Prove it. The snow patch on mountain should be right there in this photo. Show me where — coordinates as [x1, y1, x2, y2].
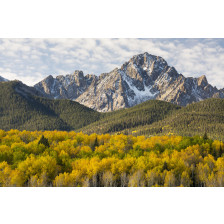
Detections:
[120, 70, 158, 106]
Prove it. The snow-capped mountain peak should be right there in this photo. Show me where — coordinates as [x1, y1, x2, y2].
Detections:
[34, 52, 224, 112]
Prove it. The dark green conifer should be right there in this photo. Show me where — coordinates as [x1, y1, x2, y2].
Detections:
[162, 161, 168, 171]
[203, 132, 208, 141]
[38, 135, 50, 148]
[92, 137, 99, 151]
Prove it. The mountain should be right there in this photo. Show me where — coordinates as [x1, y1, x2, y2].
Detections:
[0, 75, 8, 82]
[0, 81, 101, 131]
[34, 71, 96, 100]
[1, 80, 224, 140]
[34, 52, 224, 112]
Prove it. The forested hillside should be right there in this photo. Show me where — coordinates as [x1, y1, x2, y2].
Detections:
[80, 100, 180, 134]
[0, 81, 101, 131]
[80, 98, 224, 140]
[1, 81, 224, 140]
[0, 130, 224, 187]
[128, 98, 224, 140]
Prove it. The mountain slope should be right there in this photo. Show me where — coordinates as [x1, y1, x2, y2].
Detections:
[34, 52, 224, 112]
[79, 100, 181, 134]
[122, 98, 224, 140]
[78, 98, 224, 140]
[0, 81, 101, 131]
[1, 81, 224, 140]
[0, 75, 8, 82]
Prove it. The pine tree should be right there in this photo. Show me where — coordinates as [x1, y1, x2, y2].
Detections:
[203, 132, 208, 141]
[162, 161, 168, 171]
[92, 137, 99, 151]
[38, 135, 50, 148]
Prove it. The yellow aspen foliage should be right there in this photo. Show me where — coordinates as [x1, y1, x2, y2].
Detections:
[134, 156, 148, 171]
[0, 130, 6, 138]
[1, 129, 224, 187]
[216, 171, 224, 187]
[214, 157, 224, 186]
[146, 169, 160, 186]
[0, 162, 24, 186]
[71, 158, 90, 176]
[212, 140, 224, 152]
[54, 172, 73, 187]
[1, 134, 21, 145]
[17, 155, 58, 182]
[95, 144, 108, 153]
[204, 154, 215, 170]
[24, 140, 46, 154]
[206, 172, 217, 187]
[7, 129, 20, 136]
[180, 171, 191, 187]
[128, 170, 145, 187]
[0, 161, 12, 186]
[100, 157, 119, 171]
[215, 157, 224, 171]
[111, 157, 135, 175]
[29, 172, 48, 187]
[102, 171, 114, 187]
[196, 163, 211, 187]
[80, 146, 92, 153]
[180, 145, 203, 167]
[54, 170, 82, 187]
[164, 170, 176, 187]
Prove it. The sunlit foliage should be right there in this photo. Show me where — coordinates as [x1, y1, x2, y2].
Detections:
[0, 129, 224, 187]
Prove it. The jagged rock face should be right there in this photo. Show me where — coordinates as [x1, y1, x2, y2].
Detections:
[76, 69, 129, 112]
[34, 52, 224, 112]
[154, 72, 220, 106]
[34, 71, 96, 100]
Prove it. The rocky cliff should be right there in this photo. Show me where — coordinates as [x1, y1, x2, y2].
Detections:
[34, 52, 223, 112]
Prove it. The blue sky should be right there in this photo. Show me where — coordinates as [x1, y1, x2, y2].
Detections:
[0, 38, 224, 88]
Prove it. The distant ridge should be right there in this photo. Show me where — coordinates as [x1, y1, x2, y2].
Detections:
[0, 75, 8, 82]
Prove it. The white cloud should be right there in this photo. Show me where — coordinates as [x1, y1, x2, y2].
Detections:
[0, 38, 224, 88]
[0, 71, 20, 81]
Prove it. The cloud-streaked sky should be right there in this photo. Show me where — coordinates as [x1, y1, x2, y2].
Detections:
[0, 38, 224, 88]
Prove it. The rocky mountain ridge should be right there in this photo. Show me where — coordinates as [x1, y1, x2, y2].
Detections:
[1, 53, 223, 112]
[34, 52, 224, 112]
[34, 71, 96, 100]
